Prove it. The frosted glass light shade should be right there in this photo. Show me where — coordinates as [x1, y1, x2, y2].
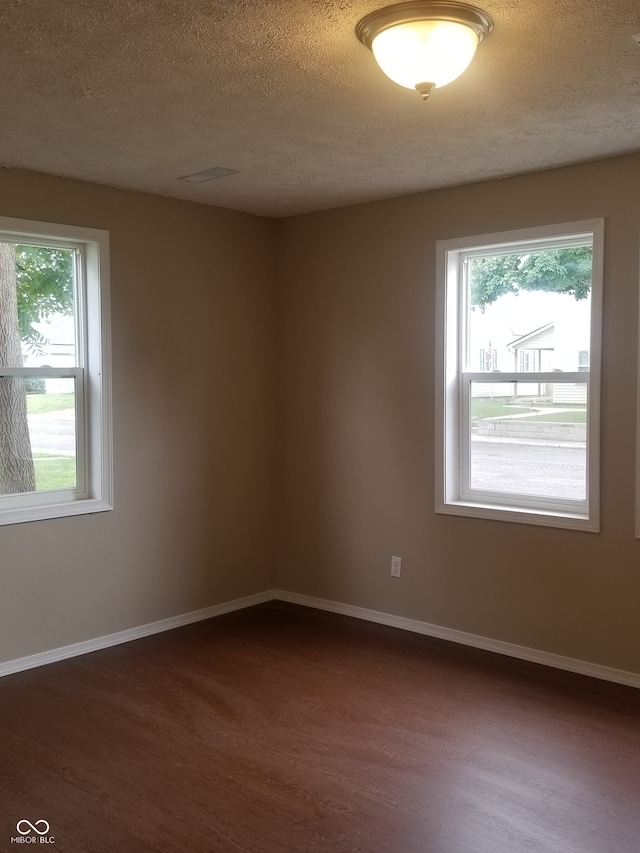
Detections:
[371, 20, 479, 90]
[356, 2, 493, 100]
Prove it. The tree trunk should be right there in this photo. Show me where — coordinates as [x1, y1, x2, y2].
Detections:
[0, 242, 36, 494]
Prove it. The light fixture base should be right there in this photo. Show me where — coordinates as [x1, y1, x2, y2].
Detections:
[356, 1, 494, 49]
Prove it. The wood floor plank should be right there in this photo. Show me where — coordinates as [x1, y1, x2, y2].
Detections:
[1, 602, 639, 852]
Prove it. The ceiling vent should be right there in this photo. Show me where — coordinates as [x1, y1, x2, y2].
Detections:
[178, 166, 239, 183]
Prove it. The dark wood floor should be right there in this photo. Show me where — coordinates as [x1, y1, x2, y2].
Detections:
[1, 602, 639, 853]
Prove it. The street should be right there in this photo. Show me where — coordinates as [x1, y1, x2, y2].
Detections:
[28, 410, 76, 456]
[470, 438, 586, 501]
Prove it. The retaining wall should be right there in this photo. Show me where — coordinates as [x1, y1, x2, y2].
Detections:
[475, 419, 586, 442]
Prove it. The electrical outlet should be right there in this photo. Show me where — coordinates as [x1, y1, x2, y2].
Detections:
[391, 556, 402, 577]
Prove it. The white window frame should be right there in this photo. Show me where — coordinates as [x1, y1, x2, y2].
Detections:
[435, 219, 603, 532]
[0, 216, 112, 526]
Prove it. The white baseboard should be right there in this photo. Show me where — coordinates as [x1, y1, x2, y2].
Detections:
[273, 590, 640, 690]
[2, 587, 639, 690]
[0, 590, 276, 679]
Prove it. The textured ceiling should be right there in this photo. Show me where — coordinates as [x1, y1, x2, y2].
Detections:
[2, 0, 640, 217]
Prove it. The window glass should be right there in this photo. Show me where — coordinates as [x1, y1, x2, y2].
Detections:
[465, 243, 591, 507]
[0, 242, 77, 497]
[467, 247, 592, 374]
[469, 381, 587, 501]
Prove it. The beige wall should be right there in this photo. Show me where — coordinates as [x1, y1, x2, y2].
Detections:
[276, 154, 640, 675]
[0, 169, 277, 663]
[4, 153, 640, 678]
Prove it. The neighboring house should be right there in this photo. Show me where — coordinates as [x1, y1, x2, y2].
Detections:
[507, 322, 587, 405]
[470, 291, 590, 403]
[23, 314, 75, 394]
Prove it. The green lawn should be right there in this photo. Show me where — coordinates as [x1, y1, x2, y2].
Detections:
[525, 410, 587, 423]
[471, 399, 533, 418]
[33, 454, 76, 491]
[472, 398, 587, 423]
[27, 392, 74, 414]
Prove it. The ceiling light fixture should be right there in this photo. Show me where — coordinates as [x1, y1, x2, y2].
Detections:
[356, 0, 493, 100]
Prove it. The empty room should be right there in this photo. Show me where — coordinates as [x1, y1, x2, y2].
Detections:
[1, 1, 640, 851]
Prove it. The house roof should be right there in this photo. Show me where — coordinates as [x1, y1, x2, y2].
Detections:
[507, 322, 554, 350]
[2, 0, 640, 217]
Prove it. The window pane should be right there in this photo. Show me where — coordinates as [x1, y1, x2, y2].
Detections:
[0, 241, 77, 497]
[0, 376, 76, 495]
[0, 241, 76, 369]
[470, 383, 587, 501]
[466, 246, 592, 374]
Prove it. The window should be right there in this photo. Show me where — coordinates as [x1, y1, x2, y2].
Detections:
[578, 350, 590, 372]
[480, 347, 497, 372]
[0, 216, 112, 525]
[519, 350, 538, 372]
[435, 220, 603, 531]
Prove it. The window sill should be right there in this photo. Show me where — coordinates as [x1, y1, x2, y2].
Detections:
[436, 499, 598, 533]
[0, 498, 113, 527]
